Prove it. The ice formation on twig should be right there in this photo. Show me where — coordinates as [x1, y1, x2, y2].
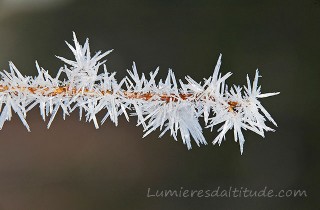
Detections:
[0, 33, 279, 154]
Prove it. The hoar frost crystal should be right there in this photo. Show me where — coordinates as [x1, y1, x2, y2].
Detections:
[0, 33, 279, 154]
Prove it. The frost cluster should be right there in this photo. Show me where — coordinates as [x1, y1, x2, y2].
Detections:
[0, 33, 279, 154]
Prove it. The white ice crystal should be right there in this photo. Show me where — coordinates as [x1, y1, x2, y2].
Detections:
[0, 33, 279, 154]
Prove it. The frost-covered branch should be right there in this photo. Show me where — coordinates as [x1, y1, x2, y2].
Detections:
[0, 33, 279, 154]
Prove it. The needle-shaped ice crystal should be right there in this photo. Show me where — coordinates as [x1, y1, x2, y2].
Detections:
[0, 33, 279, 154]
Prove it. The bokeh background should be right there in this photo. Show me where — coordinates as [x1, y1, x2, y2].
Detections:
[0, 0, 319, 209]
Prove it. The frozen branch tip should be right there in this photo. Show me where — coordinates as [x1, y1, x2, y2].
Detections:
[0, 33, 279, 154]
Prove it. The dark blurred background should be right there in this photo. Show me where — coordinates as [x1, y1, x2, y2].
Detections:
[0, 0, 319, 209]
